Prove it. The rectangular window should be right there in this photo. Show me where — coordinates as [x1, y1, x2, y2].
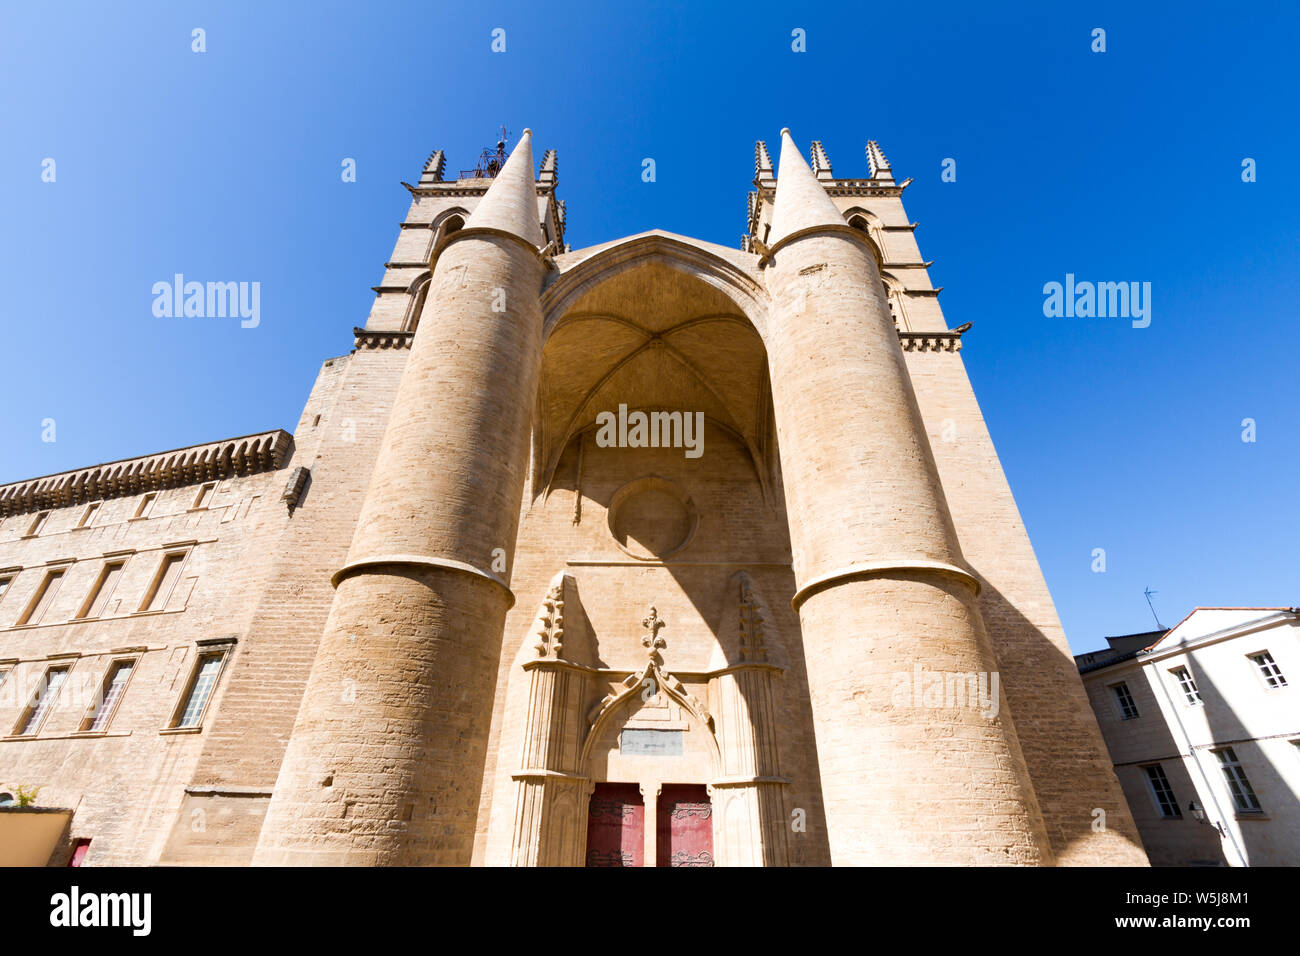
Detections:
[139, 552, 186, 612]
[192, 483, 216, 509]
[0, 575, 11, 603]
[80, 659, 135, 733]
[76, 502, 101, 528]
[172, 651, 226, 728]
[1249, 651, 1287, 689]
[1214, 747, 1262, 812]
[1171, 666, 1202, 705]
[1142, 764, 1182, 818]
[18, 568, 66, 625]
[1111, 681, 1140, 719]
[15, 665, 70, 736]
[76, 561, 125, 620]
[25, 511, 50, 536]
[134, 492, 157, 519]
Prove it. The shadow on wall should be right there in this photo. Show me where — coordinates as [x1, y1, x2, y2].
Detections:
[1183, 651, 1297, 866]
[977, 581, 1154, 865]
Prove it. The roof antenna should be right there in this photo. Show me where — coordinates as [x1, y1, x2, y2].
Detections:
[1144, 587, 1165, 630]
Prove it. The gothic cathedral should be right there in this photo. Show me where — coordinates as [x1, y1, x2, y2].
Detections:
[0, 130, 1148, 867]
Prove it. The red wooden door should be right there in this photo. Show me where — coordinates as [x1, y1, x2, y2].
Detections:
[67, 839, 91, 867]
[657, 784, 714, 867]
[585, 783, 644, 867]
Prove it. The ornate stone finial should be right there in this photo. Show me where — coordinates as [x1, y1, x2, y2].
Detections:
[866, 140, 894, 182]
[754, 140, 775, 184]
[531, 573, 567, 659]
[420, 149, 446, 184]
[538, 148, 558, 187]
[641, 607, 666, 658]
[810, 140, 834, 181]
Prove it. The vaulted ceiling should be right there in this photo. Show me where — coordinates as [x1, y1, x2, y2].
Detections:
[534, 261, 772, 500]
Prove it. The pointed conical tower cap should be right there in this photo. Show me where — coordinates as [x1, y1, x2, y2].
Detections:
[464, 128, 545, 248]
[768, 128, 845, 247]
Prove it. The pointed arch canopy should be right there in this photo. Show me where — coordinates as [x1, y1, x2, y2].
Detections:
[541, 231, 770, 341]
[532, 233, 777, 503]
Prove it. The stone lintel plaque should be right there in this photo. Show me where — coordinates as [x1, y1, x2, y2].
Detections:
[620, 728, 684, 756]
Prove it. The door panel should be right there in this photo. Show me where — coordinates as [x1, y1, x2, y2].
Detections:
[585, 783, 644, 867]
[657, 784, 714, 867]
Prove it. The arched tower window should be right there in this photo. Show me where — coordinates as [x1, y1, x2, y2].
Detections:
[879, 272, 907, 332]
[404, 274, 431, 333]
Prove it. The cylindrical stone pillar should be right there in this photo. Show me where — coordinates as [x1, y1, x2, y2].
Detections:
[766, 221, 1053, 865]
[253, 216, 545, 864]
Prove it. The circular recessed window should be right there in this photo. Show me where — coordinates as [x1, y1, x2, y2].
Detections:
[607, 477, 699, 560]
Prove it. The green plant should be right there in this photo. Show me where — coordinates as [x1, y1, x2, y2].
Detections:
[14, 784, 41, 807]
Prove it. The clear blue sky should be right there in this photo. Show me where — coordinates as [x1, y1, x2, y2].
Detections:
[2, 1, 1297, 653]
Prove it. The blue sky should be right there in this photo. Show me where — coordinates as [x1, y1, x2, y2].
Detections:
[2, 1, 1297, 653]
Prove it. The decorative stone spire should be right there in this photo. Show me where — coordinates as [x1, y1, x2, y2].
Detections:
[419, 149, 446, 185]
[767, 128, 845, 248]
[810, 140, 834, 181]
[464, 128, 546, 248]
[866, 139, 894, 182]
[754, 140, 775, 185]
[538, 148, 558, 187]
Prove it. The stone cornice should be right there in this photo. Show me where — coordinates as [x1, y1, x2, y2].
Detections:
[751, 178, 904, 200]
[352, 327, 965, 353]
[401, 181, 493, 199]
[400, 180, 554, 199]
[353, 327, 415, 350]
[899, 330, 964, 352]
[0, 430, 292, 518]
[824, 179, 910, 197]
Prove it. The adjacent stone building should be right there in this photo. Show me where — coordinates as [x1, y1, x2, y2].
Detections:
[0, 130, 1147, 866]
[1078, 608, 1300, 866]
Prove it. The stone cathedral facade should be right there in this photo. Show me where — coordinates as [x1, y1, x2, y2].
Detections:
[0, 130, 1148, 867]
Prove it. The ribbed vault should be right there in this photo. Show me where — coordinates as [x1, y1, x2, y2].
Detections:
[533, 260, 772, 502]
